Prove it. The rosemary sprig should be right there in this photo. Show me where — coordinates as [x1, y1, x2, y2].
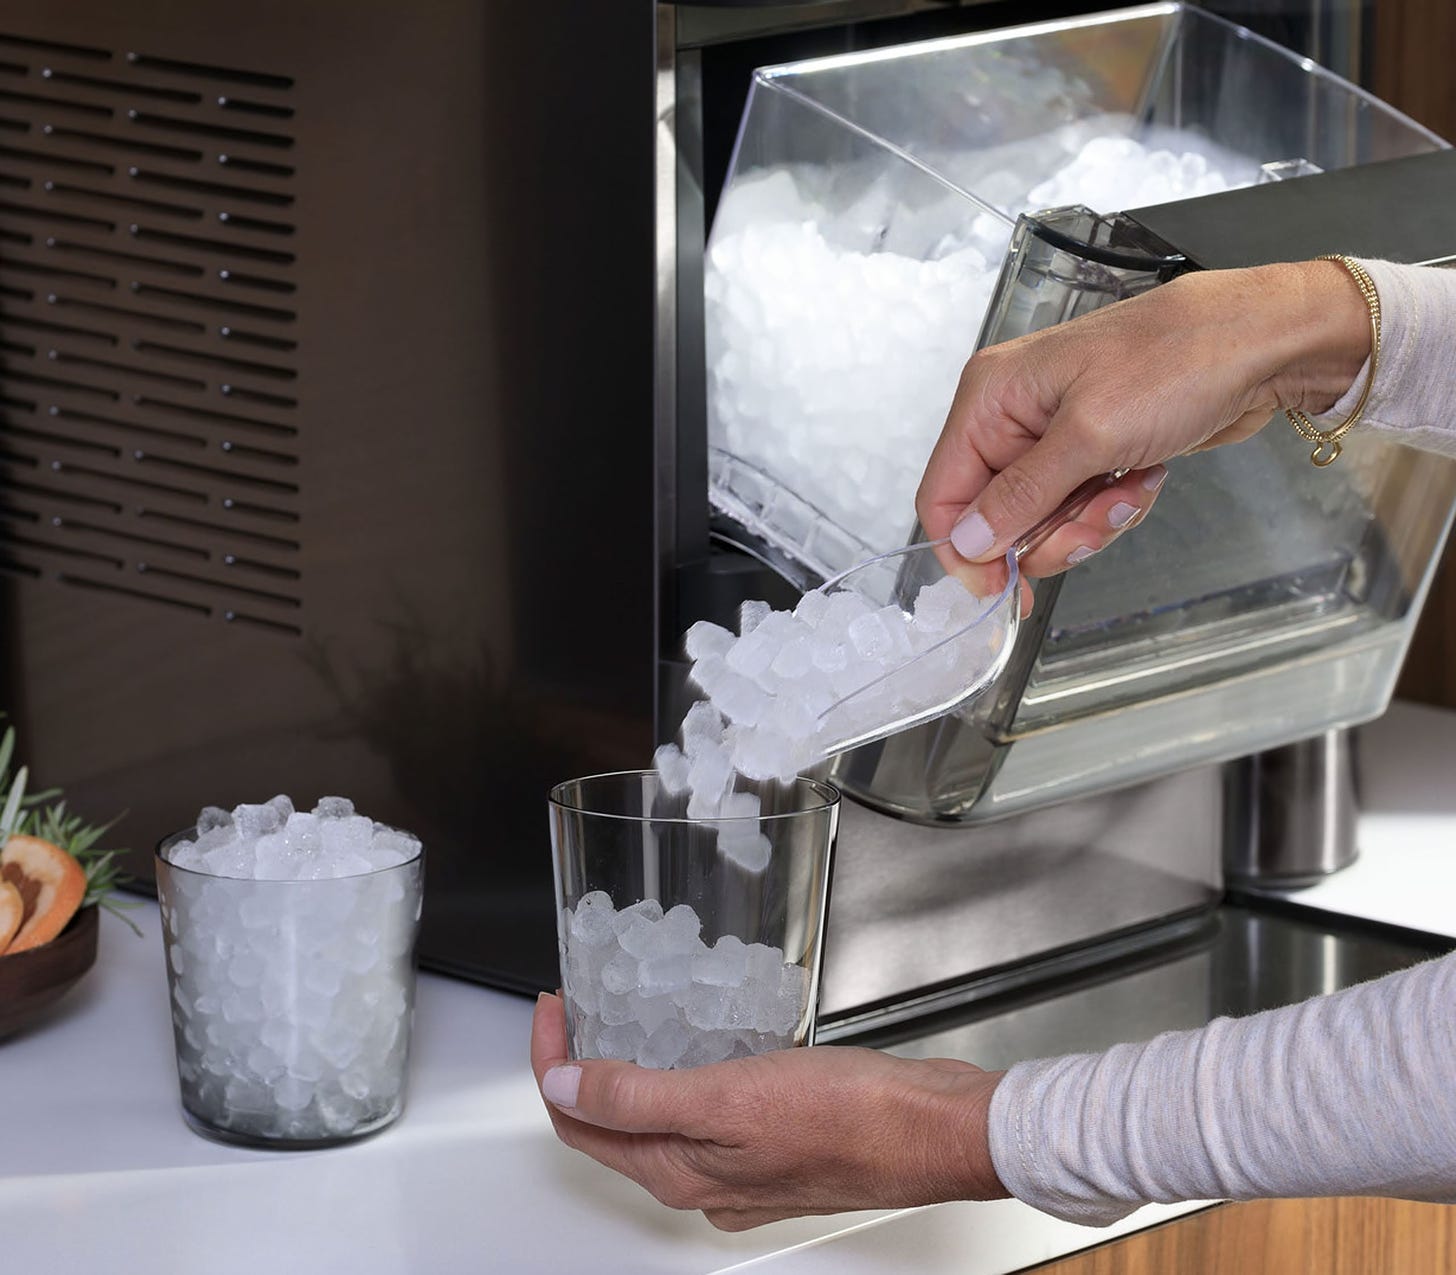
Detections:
[0, 721, 141, 937]
[0, 761, 24, 843]
[28, 800, 143, 936]
[0, 725, 61, 822]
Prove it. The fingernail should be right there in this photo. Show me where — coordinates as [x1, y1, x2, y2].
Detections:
[950, 510, 994, 560]
[1143, 465, 1168, 493]
[1067, 545, 1096, 565]
[543, 1065, 581, 1109]
[1108, 501, 1139, 529]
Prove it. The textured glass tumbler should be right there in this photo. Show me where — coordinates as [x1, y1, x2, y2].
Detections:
[156, 831, 424, 1149]
[549, 771, 839, 1069]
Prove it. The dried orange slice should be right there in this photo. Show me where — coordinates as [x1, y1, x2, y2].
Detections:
[0, 879, 21, 953]
[0, 834, 87, 955]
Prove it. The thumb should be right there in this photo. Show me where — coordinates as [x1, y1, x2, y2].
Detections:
[948, 427, 1092, 563]
[532, 991, 705, 1134]
[541, 1057, 721, 1138]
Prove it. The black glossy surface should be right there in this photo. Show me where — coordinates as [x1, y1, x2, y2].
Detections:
[851, 902, 1452, 1061]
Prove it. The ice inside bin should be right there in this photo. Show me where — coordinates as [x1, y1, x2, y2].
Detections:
[705, 2, 1444, 584]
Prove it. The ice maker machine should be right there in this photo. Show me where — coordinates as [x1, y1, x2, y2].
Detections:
[701, 4, 1456, 1027]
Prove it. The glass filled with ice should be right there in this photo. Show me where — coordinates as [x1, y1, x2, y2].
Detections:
[549, 771, 838, 1069]
[155, 796, 424, 1148]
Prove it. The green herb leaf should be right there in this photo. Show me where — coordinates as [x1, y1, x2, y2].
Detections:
[0, 721, 137, 935]
[1, 765, 26, 845]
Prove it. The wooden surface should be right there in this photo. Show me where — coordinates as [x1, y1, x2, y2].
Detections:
[1399, 545, 1456, 709]
[1374, 0, 1456, 710]
[1028, 1197, 1456, 1275]
[1373, 0, 1456, 149]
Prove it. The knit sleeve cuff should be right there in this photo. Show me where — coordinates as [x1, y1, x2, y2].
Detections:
[987, 1056, 1146, 1228]
[1308, 259, 1456, 457]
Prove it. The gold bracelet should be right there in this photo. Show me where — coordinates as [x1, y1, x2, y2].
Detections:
[1284, 254, 1382, 467]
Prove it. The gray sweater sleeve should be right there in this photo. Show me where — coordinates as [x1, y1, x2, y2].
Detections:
[987, 950, 1456, 1227]
[983, 262, 1456, 1227]
[1309, 260, 1456, 456]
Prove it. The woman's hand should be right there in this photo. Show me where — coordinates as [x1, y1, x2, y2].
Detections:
[531, 992, 1009, 1231]
[916, 259, 1372, 578]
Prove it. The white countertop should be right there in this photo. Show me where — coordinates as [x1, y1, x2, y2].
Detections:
[1, 700, 1452, 1274]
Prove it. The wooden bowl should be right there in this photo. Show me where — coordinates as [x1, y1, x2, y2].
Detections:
[0, 904, 100, 1041]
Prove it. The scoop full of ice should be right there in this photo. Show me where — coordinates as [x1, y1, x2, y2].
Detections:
[164, 795, 422, 881]
[562, 891, 810, 1069]
[655, 574, 1002, 823]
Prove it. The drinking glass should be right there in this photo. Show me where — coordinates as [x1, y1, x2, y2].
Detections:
[549, 770, 838, 1069]
[156, 830, 424, 1148]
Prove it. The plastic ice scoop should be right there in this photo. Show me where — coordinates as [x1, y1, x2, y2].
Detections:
[809, 471, 1125, 757]
[671, 472, 1125, 789]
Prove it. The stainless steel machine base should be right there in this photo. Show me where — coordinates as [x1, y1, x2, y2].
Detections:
[817, 762, 1225, 1034]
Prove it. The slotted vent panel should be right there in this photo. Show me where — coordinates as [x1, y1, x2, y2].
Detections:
[0, 33, 300, 634]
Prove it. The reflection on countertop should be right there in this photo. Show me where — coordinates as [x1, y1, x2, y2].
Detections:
[864, 904, 1449, 1067]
